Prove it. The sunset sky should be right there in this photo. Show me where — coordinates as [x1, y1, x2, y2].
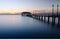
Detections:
[0, 0, 60, 14]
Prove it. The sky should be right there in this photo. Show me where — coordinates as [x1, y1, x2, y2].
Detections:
[0, 0, 60, 14]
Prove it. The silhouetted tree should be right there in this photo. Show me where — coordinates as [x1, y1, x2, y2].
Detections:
[21, 12, 32, 17]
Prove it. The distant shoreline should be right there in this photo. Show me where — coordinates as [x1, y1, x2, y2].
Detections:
[0, 14, 21, 15]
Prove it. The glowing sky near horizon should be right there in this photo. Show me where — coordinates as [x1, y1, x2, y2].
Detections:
[0, 0, 60, 14]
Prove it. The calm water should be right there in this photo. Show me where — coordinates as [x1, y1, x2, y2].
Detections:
[0, 15, 60, 38]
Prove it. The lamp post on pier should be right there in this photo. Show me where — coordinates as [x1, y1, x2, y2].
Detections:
[57, 4, 59, 25]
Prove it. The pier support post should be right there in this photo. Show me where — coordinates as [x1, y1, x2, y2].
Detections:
[41, 16, 43, 21]
[48, 16, 50, 23]
[44, 16, 46, 22]
[38, 16, 40, 19]
[40, 16, 41, 20]
[52, 17, 55, 25]
[58, 17, 60, 26]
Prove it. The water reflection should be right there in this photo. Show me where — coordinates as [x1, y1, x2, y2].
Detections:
[0, 15, 60, 37]
[0, 15, 23, 25]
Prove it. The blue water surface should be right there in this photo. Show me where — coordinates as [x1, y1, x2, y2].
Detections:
[0, 15, 60, 38]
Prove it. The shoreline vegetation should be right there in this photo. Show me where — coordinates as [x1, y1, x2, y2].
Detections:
[21, 12, 32, 17]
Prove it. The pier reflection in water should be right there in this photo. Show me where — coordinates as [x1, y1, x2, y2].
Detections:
[0, 15, 60, 38]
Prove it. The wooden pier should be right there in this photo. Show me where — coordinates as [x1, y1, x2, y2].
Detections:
[21, 4, 60, 26]
[31, 4, 60, 26]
